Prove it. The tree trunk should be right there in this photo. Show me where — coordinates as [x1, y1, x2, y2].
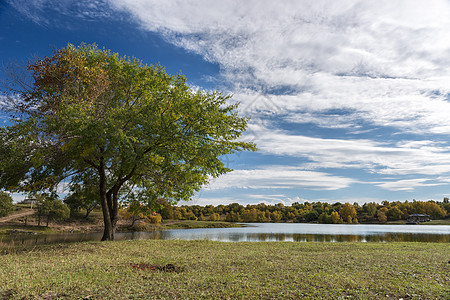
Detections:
[103, 192, 118, 241]
[99, 161, 114, 241]
[110, 190, 120, 235]
[85, 204, 95, 219]
[99, 159, 135, 241]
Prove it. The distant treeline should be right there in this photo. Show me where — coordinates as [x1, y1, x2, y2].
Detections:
[159, 199, 450, 223]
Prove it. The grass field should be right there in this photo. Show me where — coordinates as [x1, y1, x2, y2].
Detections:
[0, 240, 448, 299]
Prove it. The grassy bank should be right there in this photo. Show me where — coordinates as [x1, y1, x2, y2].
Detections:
[1, 240, 448, 299]
[0, 208, 241, 235]
[386, 219, 450, 225]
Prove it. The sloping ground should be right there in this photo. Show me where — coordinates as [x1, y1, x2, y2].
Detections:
[0, 209, 35, 223]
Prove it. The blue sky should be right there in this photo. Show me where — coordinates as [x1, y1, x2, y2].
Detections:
[2, 0, 450, 206]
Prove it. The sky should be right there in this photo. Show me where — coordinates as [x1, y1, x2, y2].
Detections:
[2, 0, 450, 206]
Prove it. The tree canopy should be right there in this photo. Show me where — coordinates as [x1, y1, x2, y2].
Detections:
[0, 44, 255, 240]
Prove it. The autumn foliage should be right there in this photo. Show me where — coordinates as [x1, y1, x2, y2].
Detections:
[164, 199, 449, 224]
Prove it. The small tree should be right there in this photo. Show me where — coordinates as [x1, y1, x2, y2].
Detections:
[121, 200, 149, 227]
[0, 191, 13, 217]
[36, 194, 70, 226]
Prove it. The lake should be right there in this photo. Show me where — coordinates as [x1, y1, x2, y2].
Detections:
[1, 223, 449, 247]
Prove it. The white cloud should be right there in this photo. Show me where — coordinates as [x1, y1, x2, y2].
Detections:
[375, 178, 445, 191]
[107, 0, 450, 136]
[180, 194, 310, 206]
[243, 124, 450, 176]
[205, 166, 357, 191]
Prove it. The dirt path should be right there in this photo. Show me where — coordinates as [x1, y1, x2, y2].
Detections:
[0, 209, 35, 223]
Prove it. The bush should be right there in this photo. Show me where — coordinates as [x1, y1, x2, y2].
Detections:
[0, 191, 13, 217]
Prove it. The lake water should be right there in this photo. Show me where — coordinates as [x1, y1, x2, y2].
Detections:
[1, 223, 449, 247]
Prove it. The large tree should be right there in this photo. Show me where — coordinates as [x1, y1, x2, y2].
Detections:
[0, 44, 255, 240]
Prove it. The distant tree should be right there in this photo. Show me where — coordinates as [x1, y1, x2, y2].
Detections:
[185, 210, 197, 221]
[121, 200, 149, 227]
[148, 212, 162, 225]
[209, 213, 220, 221]
[339, 203, 357, 223]
[387, 206, 402, 221]
[318, 212, 332, 224]
[172, 209, 182, 220]
[198, 213, 206, 221]
[377, 207, 388, 223]
[242, 208, 257, 222]
[64, 179, 100, 218]
[330, 211, 341, 224]
[271, 211, 282, 222]
[304, 210, 319, 222]
[423, 202, 446, 219]
[225, 211, 240, 222]
[158, 198, 174, 220]
[0, 191, 14, 217]
[362, 202, 377, 217]
[36, 194, 70, 226]
[256, 210, 267, 222]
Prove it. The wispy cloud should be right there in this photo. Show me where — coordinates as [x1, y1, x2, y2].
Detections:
[180, 194, 310, 206]
[205, 166, 357, 191]
[246, 124, 450, 175]
[8, 0, 116, 26]
[375, 178, 445, 191]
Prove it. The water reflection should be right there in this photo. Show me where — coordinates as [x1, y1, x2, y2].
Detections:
[1, 223, 449, 247]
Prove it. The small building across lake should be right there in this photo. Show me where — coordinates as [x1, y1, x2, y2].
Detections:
[406, 214, 430, 224]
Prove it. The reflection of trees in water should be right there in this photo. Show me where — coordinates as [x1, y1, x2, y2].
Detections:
[3, 230, 449, 247]
[244, 233, 289, 242]
[289, 233, 450, 243]
[291, 234, 362, 242]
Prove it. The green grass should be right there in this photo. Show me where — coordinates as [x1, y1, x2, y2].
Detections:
[0, 240, 448, 299]
[0, 225, 56, 235]
[13, 204, 33, 209]
[424, 219, 450, 225]
[386, 219, 450, 225]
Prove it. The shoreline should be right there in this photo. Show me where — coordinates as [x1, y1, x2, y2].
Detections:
[1, 217, 449, 237]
